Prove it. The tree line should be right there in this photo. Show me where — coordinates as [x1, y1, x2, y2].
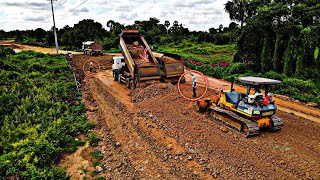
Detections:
[0, 18, 239, 50]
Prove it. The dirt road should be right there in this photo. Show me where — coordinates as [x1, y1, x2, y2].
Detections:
[0, 40, 122, 56]
[65, 69, 320, 179]
[0, 40, 82, 54]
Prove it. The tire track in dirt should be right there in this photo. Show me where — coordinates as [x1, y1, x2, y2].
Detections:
[88, 78, 171, 179]
[87, 75, 217, 179]
[135, 85, 320, 179]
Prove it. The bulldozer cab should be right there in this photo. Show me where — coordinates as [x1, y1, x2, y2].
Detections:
[238, 76, 281, 97]
[236, 76, 281, 106]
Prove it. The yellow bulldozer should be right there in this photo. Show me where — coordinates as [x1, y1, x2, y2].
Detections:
[197, 76, 283, 137]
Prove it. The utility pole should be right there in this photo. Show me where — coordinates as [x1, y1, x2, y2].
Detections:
[48, 0, 59, 54]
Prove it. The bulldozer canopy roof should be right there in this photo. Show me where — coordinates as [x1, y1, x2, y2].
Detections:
[238, 76, 281, 85]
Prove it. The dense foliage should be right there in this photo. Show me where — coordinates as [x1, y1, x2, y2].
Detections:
[0, 47, 94, 179]
[228, 0, 320, 80]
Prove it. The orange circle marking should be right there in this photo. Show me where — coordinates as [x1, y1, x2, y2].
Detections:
[177, 70, 208, 101]
[82, 60, 101, 77]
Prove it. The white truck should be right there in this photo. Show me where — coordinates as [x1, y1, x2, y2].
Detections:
[112, 56, 126, 81]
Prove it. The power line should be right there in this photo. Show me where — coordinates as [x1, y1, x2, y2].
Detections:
[42, 2, 50, 10]
[60, 0, 68, 6]
[30, 2, 49, 11]
[59, 0, 88, 16]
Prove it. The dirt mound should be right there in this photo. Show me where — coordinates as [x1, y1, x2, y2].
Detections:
[162, 56, 179, 63]
[129, 81, 178, 102]
[127, 44, 144, 59]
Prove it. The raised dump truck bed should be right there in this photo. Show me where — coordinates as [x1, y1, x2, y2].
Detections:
[153, 52, 185, 82]
[119, 30, 160, 80]
[113, 30, 161, 88]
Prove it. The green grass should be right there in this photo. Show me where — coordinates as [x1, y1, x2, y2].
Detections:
[157, 41, 236, 63]
[0, 48, 94, 178]
[90, 150, 103, 160]
[103, 48, 121, 53]
[65, 139, 86, 154]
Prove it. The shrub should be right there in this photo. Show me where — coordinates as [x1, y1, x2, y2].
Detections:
[276, 86, 300, 97]
[282, 78, 318, 96]
[0, 52, 94, 178]
[226, 62, 247, 75]
[0, 46, 15, 58]
[90, 150, 103, 160]
[211, 66, 226, 79]
[88, 132, 100, 147]
[264, 71, 286, 81]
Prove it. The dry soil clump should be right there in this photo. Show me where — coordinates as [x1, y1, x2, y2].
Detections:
[129, 81, 178, 102]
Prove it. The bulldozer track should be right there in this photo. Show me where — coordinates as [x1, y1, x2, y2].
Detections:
[209, 106, 260, 137]
[270, 115, 284, 131]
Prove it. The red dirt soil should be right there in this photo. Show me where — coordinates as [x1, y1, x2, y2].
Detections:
[2, 42, 318, 179]
[73, 69, 320, 179]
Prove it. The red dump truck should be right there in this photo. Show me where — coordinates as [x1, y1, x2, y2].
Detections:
[82, 41, 103, 56]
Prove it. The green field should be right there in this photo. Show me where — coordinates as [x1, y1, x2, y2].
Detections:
[157, 41, 236, 63]
[0, 47, 94, 179]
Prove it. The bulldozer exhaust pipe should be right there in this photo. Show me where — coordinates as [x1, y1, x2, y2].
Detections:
[230, 76, 234, 92]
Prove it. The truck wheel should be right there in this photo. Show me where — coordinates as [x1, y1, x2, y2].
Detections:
[126, 79, 130, 88]
[118, 74, 122, 83]
[113, 71, 117, 81]
[160, 76, 165, 83]
[129, 80, 135, 89]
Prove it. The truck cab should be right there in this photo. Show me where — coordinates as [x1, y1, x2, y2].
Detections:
[112, 56, 132, 86]
[112, 56, 125, 71]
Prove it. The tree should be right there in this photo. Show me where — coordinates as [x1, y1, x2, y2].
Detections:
[107, 20, 116, 30]
[224, 0, 249, 27]
[209, 27, 217, 34]
[34, 28, 46, 42]
[218, 24, 223, 32]
[260, 35, 272, 72]
[228, 22, 238, 31]
[164, 20, 170, 34]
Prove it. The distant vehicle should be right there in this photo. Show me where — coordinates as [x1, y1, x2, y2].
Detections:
[82, 41, 103, 56]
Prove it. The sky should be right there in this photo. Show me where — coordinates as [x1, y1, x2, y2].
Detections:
[0, 0, 232, 32]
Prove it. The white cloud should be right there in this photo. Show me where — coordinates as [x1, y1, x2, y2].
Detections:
[0, 0, 232, 32]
